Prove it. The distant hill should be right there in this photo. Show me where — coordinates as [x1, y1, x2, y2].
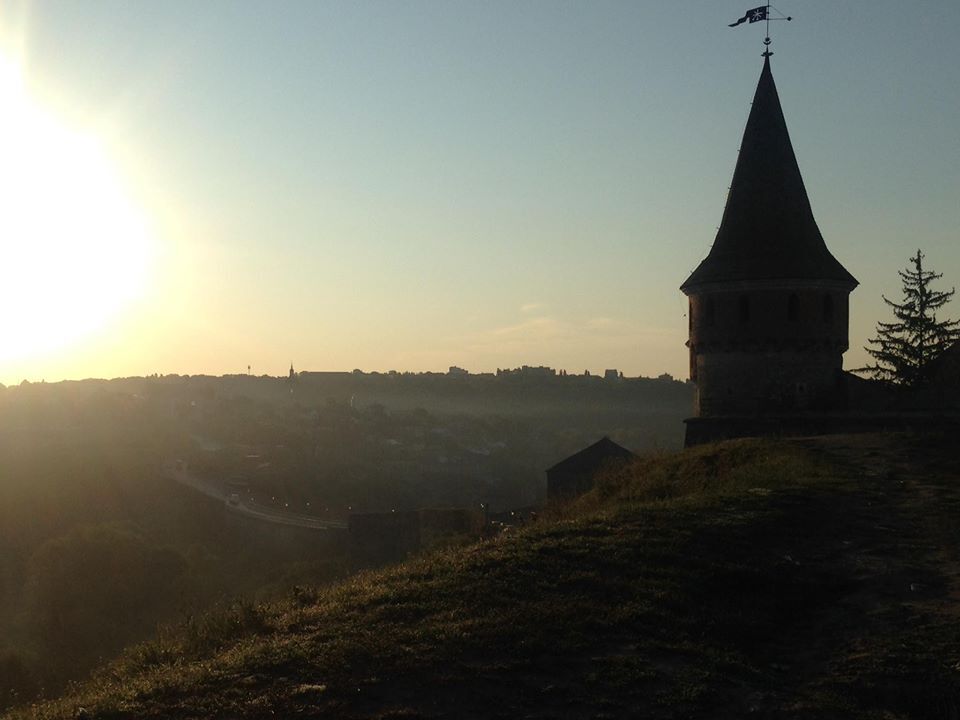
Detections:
[132, 369, 694, 426]
[13, 432, 960, 719]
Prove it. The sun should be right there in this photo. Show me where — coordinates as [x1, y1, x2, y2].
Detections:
[0, 50, 154, 369]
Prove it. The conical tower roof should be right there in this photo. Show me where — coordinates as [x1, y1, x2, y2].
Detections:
[681, 57, 857, 293]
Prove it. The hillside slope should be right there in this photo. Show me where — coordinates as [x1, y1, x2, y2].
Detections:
[12, 434, 960, 719]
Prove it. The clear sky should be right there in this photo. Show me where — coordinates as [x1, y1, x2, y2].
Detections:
[0, 1, 958, 384]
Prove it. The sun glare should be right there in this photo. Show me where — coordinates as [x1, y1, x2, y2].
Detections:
[0, 51, 154, 370]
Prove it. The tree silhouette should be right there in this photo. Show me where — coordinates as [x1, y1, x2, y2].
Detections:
[857, 250, 960, 387]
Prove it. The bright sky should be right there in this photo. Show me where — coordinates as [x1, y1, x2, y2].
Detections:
[0, 1, 958, 384]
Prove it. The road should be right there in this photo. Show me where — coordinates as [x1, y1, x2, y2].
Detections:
[167, 462, 347, 531]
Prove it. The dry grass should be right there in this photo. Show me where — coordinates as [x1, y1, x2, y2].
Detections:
[10, 434, 960, 720]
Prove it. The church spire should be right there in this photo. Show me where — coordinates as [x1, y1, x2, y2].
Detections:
[681, 57, 856, 292]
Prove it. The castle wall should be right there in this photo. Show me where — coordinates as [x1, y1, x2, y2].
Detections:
[688, 287, 850, 355]
[684, 413, 960, 446]
[684, 284, 851, 417]
[693, 349, 844, 416]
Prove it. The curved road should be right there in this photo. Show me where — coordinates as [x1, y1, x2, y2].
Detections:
[167, 462, 347, 531]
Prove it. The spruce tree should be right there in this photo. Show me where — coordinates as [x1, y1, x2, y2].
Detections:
[858, 250, 960, 387]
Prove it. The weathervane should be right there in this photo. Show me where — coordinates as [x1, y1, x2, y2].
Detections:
[728, 3, 793, 57]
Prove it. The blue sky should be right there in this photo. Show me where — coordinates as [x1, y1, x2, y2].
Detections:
[1, 1, 958, 382]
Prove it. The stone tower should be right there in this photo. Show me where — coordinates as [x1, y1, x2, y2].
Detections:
[680, 57, 857, 441]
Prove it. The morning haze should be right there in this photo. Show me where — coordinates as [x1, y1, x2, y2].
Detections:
[4, 2, 960, 718]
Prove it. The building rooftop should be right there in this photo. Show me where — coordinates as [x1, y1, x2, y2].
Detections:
[546, 436, 636, 476]
[681, 57, 857, 293]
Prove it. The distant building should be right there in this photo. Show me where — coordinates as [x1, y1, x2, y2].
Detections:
[546, 437, 636, 500]
[496, 366, 557, 379]
[603, 369, 621, 381]
[680, 57, 857, 445]
[448, 366, 469, 376]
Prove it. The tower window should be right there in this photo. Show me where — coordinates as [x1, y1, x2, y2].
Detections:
[787, 294, 799, 322]
[738, 295, 750, 323]
[823, 294, 834, 324]
[705, 298, 715, 327]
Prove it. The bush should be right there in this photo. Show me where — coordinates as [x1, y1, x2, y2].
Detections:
[26, 524, 187, 669]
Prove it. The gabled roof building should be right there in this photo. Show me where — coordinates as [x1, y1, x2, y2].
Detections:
[546, 437, 636, 500]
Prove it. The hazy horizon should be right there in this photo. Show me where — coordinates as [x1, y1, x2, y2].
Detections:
[1, 1, 958, 386]
[3, 364, 685, 386]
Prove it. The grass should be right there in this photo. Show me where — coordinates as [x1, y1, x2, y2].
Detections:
[590, 436, 829, 505]
[9, 434, 960, 719]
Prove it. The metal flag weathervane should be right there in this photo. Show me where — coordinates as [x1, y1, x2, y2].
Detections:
[729, 3, 793, 56]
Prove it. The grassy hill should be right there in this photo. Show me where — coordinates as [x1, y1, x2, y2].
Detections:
[11, 433, 960, 719]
